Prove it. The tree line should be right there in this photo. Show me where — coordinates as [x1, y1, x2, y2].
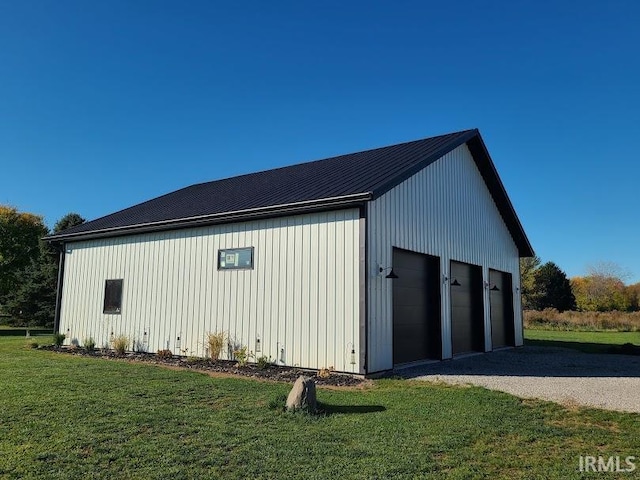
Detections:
[521, 256, 640, 312]
[0, 206, 84, 328]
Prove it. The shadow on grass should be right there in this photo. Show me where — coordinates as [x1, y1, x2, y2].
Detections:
[525, 339, 640, 355]
[319, 403, 386, 415]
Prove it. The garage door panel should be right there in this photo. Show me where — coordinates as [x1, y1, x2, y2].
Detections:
[450, 260, 484, 355]
[394, 267, 428, 283]
[394, 287, 427, 307]
[490, 269, 515, 348]
[392, 248, 442, 364]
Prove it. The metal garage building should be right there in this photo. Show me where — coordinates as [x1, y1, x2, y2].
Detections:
[47, 129, 533, 375]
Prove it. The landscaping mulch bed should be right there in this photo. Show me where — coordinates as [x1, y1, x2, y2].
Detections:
[40, 345, 365, 387]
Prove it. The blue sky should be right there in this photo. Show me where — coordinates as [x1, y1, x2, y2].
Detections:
[1, 1, 639, 282]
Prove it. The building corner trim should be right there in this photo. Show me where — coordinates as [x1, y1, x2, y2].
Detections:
[53, 245, 66, 334]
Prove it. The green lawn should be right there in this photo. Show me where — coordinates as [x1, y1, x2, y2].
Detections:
[1, 336, 639, 479]
[525, 329, 640, 354]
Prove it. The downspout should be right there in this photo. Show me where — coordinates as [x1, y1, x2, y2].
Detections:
[360, 203, 369, 375]
[53, 243, 66, 334]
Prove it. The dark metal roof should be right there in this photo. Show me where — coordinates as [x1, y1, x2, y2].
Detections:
[47, 129, 533, 256]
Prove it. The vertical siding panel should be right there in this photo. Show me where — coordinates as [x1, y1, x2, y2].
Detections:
[284, 217, 296, 365]
[334, 208, 347, 369]
[300, 216, 311, 369]
[145, 234, 156, 352]
[317, 214, 328, 369]
[325, 211, 337, 367]
[308, 217, 319, 369]
[276, 222, 287, 364]
[216, 230, 225, 348]
[343, 214, 355, 372]
[271, 221, 282, 362]
[248, 227, 258, 354]
[156, 234, 167, 353]
[256, 223, 267, 359]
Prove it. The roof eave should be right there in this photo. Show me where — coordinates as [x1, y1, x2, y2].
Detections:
[45, 192, 372, 243]
[465, 134, 535, 258]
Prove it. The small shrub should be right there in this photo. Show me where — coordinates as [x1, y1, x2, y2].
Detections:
[317, 367, 333, 378]
[27, 341, 39, 349]
[233, 346, 250, 367]
[84, 337, 96, 352]
[206, 332, 226, 360]
[157, 349, 173, 359]
[111, 334, 130, 355]
[53, 333, 66, 347]
[256, 355, 272, 370]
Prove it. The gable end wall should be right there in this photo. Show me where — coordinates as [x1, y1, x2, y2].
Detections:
[367, 144, 522, 372]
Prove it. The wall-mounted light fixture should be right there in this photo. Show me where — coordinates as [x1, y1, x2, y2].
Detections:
[484, 280, 499, 291]
[175, 336, 181, 351]
[451, 278, 461, 286]
[255, 335, 261, 353]
[443, 274, 448, 284]
[142, 331, 148, 349]
[379, 266, 399, 279]
[347, 342, 356, 365]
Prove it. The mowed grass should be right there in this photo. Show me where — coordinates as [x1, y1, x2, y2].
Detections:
[525, 329, 640, 354]
[1, 337, 639, 479]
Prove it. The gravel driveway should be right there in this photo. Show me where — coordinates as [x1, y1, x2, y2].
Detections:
[401, 346, 640, 413]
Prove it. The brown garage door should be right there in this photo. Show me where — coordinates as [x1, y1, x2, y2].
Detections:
[392, 248, 441, 364]
[450, 261, 485, 355]
[489, 269, 515, 348]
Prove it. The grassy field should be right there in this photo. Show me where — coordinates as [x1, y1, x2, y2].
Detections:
[524, 329, 640, 354]
[523, 309, 640, 332]
[1, 336, 639, 479]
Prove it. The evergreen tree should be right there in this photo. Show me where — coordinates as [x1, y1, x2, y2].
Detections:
[53, 213, 85, 234]
[530, 262, 576, 312]
[3, 243, 57, 327]
[1, 210, 85, 327]
[0, 206, 48, 305]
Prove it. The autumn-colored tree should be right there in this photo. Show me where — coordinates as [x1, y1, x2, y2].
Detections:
[571, 261, 636, 312]
[625, 282, 640, 311]
[520, 255, 541, 310]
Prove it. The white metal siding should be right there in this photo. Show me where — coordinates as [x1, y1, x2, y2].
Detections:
[367, 144, 522, 372]
[59, 209, 361, 373]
